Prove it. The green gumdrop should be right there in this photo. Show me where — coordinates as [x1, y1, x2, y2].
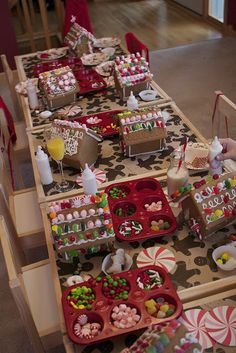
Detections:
[159, 333, 170, 346]
[57, 226, 63, 236]
[79, 233, 85, 240]
[63, 238, 69, 245]
[72, 224, 79, 232]
[163, 222, 170, 230]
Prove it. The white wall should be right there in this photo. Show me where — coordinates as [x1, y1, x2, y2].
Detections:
[173, 0, 204, 15]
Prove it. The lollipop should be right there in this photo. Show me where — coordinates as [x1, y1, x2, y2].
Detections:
[205, 306, 236, 346]
[180, 309, 215, 349]
[136, 246, 176, 273]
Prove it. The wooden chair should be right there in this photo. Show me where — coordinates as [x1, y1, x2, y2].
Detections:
[0, 116, 45, 249]
[212, 90, 236, 139]
[125, 32, 149, 63]
[63, 0, 94, 38]
[0, 98, 31, 189]
[0, 195, 61, 352]
[1, 54, 23, 121]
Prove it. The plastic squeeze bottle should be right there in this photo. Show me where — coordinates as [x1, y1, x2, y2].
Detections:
[82, 163, 98, 195]
[35, 146, 53, 185]
[26, 80, 39, 110]
[208, 136, 223, 175]
[127, 91, 138, 111]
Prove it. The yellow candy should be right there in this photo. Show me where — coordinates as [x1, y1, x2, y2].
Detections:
[145, 299, 156, 308]
[160, 304, 169, 313]
[217, 258, 223, 264]
[230, 179, 236, 187]
[214, 209, 223, 218]
[51, 225, 58, 232]
[78, 305, 85, 309]
[70, 301, 78, 309]
[147, 306, 157, 315]
[221, 252, 230, 261]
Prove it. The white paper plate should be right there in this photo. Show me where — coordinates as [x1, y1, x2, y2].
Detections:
[93, 37, 121, 48]
[37, 48, 67, 61]
[81, 52, 109, 66]
[95, 61, 114, 77]
[184, 142, 209, 170]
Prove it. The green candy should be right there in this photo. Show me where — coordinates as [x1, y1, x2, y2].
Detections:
[64, 224, 69, 233]
[96, 276, 102, 282]
[79, 233, 85, 240]
[160, 333, 170, 346]
[72, 223, 79, 232]
[57, 226, 63, 236]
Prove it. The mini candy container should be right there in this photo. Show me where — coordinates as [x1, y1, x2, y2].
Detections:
[105, 178, 177, 242]
[73, 68, 107, 94]
[62, 265, 182, 345]
[48, 192, 115, 254]
[74, 110, 122, 138]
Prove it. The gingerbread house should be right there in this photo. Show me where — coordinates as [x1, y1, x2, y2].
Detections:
[50, 119, 102, 169]
[117, 106, 167, 157]
[114, 53, 153, 101]
[48, 193, 115, 258]
[39, 66, 77, 110]
[64, 23, 95, 57]
[172, 172, 236, 239]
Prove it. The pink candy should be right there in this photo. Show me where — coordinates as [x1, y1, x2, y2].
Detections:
[112, 304, 140, 329]
[145, 201, 163, 212]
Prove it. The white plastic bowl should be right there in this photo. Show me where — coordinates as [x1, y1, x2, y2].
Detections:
[139, 90, 158, 101]
[102, 253, 133, 275]
[212, 245, 236, 271]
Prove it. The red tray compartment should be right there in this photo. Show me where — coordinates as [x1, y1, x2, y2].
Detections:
[73, 68, 107, 94]
[62, 265, 183, 345]
[74, 110, 122, 137]
[105, 178, 177, 242]
[33, 57, 83, 77]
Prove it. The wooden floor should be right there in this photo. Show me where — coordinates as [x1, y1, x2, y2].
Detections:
[88, 0, 223, 50]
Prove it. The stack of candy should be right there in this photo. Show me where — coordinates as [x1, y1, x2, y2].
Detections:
[111, 304, 141, 329]
[145, 201, 163, 212]
[120, 319, 202, 353]
[73, 314, 102, 339]
[115, 204, 136, 217]
[101, 275, 130, 300]
[137, 269, 163, 290]
[109, 186, 128, 199]
[216, 251, 230, 265]
[114, 53, 153, 87]
[119, 220, 143, 237]
[145, 297, 176, 318]
[150, 220, 170, 232]
[67, 285, 95, 310]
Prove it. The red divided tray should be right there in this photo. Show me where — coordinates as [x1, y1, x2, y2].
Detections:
[74, 110, 122, 137]
[73, 67, 107, 94]
[105, 178, 177, 242]
[62, 265, 183, 345]
[33, 57, 83, 77]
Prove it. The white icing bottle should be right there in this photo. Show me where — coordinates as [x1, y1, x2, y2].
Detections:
[208, 136, 223, 175]
[26, 80, 39, 110]
[82, 163, 98, 195]
[35, 146, 53, 185]
[127, 91, 138, 111]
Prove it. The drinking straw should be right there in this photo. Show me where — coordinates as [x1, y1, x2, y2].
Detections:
[177, 137, 188, 173]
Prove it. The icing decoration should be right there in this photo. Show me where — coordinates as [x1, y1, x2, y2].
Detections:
[48, 192, 115, 253]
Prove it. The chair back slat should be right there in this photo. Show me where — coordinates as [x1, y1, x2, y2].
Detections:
[213, 90, 236, 138]
[0, 108, 15, 191]
[125, 32, 149, 63]
[63, 0, 93, 38]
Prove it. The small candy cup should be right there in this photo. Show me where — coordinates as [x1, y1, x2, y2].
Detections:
[149, 214, 175, 235]
[145, 293, 178, 321]
[142, 196, 166, 212]
[70, 312, 104, 344]
[110, 302, 141, 329]
[136, 267, 165, 291]
[135, 179, 158, 192]
[113, 201, 136, 218]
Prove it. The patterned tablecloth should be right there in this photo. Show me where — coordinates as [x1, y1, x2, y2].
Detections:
[19, 47, 170, 129]
[52, 174, 236, 353]
[30, 102, 204, 198]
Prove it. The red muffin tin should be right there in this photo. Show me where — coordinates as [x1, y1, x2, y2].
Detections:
[33, 57, 83, 77]
[105, 178, 177, 242]
[62, 265, 183, 345]
[74, 110, 122, 137]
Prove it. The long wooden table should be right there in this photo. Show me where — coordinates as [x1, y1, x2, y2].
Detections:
[14, 47, 236, 353]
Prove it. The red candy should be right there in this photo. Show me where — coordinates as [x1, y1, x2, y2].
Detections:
[213, 186, 219, 194]
[224, 195, 230, 204]
[213, 174, 219, 180]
